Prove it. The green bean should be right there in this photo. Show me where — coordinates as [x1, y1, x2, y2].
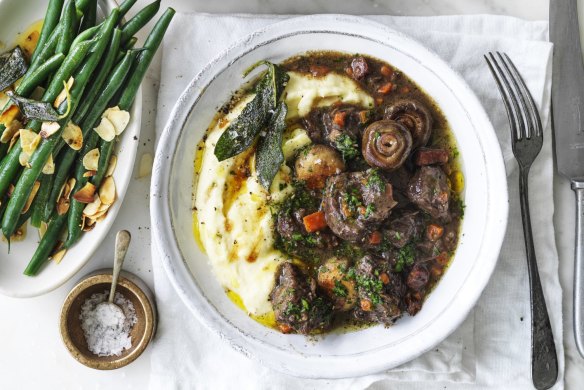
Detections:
[118, 0, 138, 21]
[91, 139, 114, 187]
[120, 0, 161, 45]
[0, 195, 7, 226]
[15, 53, 65, 98]
[30, 0, 64, 65]
[43, 39, 95, 106]
[118, 7, 175, 111]
[0, 143, 7, 162]
[0, 12, 120, 237]
[27, 23, 63, 75]
[56, 0, 78, 55]
[45, 30, 123, 219]
[23, 212, 67, 276]
[44, 148, 75, 220]
[124, 37, 138, 51]
[31, 174, 52, 228]
[70, 23, 101, 50]
[73, 28, 122, 124]
[75, 0, 92, 13]
[64, 50, 139, 247]
[79, 0, 97, 32]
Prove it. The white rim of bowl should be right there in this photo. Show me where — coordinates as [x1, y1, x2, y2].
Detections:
[150, 14, 509, 378]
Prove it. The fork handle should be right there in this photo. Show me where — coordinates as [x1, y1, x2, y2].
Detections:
[519, 169, 558, 389]
[572, 180, 584, 358]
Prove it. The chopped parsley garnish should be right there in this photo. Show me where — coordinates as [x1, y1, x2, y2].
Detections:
[395, 243, 416, 272]
[355, 274, 383, 305]
[343, 186, 363, 214]
[364, 203, 376, 218]
[335, 134, 360, 160]
[366, 169, 385, 191]
[332, 280, 348, 297]
[301, 298, 310, 312]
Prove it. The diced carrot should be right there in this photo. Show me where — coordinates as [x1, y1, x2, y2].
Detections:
[368, 231, 382, 245]
[375, 97, 384, 106]
[303, 211, 328, 233]
[426, 224, 444, 241]
[436, 251, 449, 266]
[400, 86, 411, 94]
[380, 65, 393, 77]
[360, 299, 372, 311]
[430, 265, 443, 278]
[380, 272, 390, 285]
[333, 111, 347, 127]
[377, 82, 393, 95]
[359, 110, 369, 123]
[279, 324, 292, 333]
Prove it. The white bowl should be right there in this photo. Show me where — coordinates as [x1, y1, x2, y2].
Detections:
[151, 14, 508, 378]
[0, 0, 141, 297]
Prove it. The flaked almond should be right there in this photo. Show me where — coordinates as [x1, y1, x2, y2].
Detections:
[54, 77, 74, 108]
[105, 155, 117, 177]
[104, 107, 130, 135]
[72, 182, 96, 203]
[1, 119, 22, 143]
[19, 151, 31, 167]
[0, 104, 20, 127]
[99, 176, 116, 205]
[83, 170, 97, 178]
[8, 129, 20, 152]
[94, 117, 115, 142]
[39, 221, 48, 239]
[21, 180, 41, 214]
[96, 211, 109, 222]
[20, 129, 41, 155]
[83, 194, 101, 216]
[138, 153, 153, 178]
[82, 148, 100, 171]
[62, 122, 83, 150]
[42, 154, 55, 174]
[64, 178, 76, 199]
[82, 217, 96, 232]
[40, 121, 60, 139]
[56, 197, 70, 215]
[51, 248, 67, 264]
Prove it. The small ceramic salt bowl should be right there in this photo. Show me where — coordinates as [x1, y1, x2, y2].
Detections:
[60, 270, 157, 370]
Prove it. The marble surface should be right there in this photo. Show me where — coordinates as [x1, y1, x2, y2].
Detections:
[1, 0, 583, 389]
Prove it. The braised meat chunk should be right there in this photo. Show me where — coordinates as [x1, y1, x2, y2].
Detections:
[322, 170, 397, 242]
[406, 166, 450, 221]
[270, 263, 334, 334]
[353, 255, 405, 326]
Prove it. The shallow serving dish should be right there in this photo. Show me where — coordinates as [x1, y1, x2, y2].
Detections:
[60, 270, 156, 370]
[151, 14, 508, 378]
[0, 0, 142, 297]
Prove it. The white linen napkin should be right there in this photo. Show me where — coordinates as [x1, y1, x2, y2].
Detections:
[149, 13, 563, 389]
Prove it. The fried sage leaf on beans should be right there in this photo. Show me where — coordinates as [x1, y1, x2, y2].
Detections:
[214, 61, 289, 162]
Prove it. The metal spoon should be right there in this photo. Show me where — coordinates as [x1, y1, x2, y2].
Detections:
[96, 230, 132, 320]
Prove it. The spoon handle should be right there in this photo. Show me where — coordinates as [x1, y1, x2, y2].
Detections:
[109, 230, 131, 303]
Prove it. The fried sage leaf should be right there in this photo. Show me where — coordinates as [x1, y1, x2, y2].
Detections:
[6, 90, 59, 121]
[214, 61, 289, 162]
[0, 46, 28, 91]
[256, 102, 288, 189]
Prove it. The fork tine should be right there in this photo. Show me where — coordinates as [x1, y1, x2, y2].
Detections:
[489, 52, 529, 140]
[501, 52, 543, 138]
[485, 52, 521, 142]
[495, 52, 534, 139]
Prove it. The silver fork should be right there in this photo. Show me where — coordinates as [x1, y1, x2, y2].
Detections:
[485, 52, 558, 390]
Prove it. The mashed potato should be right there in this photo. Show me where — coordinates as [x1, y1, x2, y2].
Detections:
[193, 71, 373, 316]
